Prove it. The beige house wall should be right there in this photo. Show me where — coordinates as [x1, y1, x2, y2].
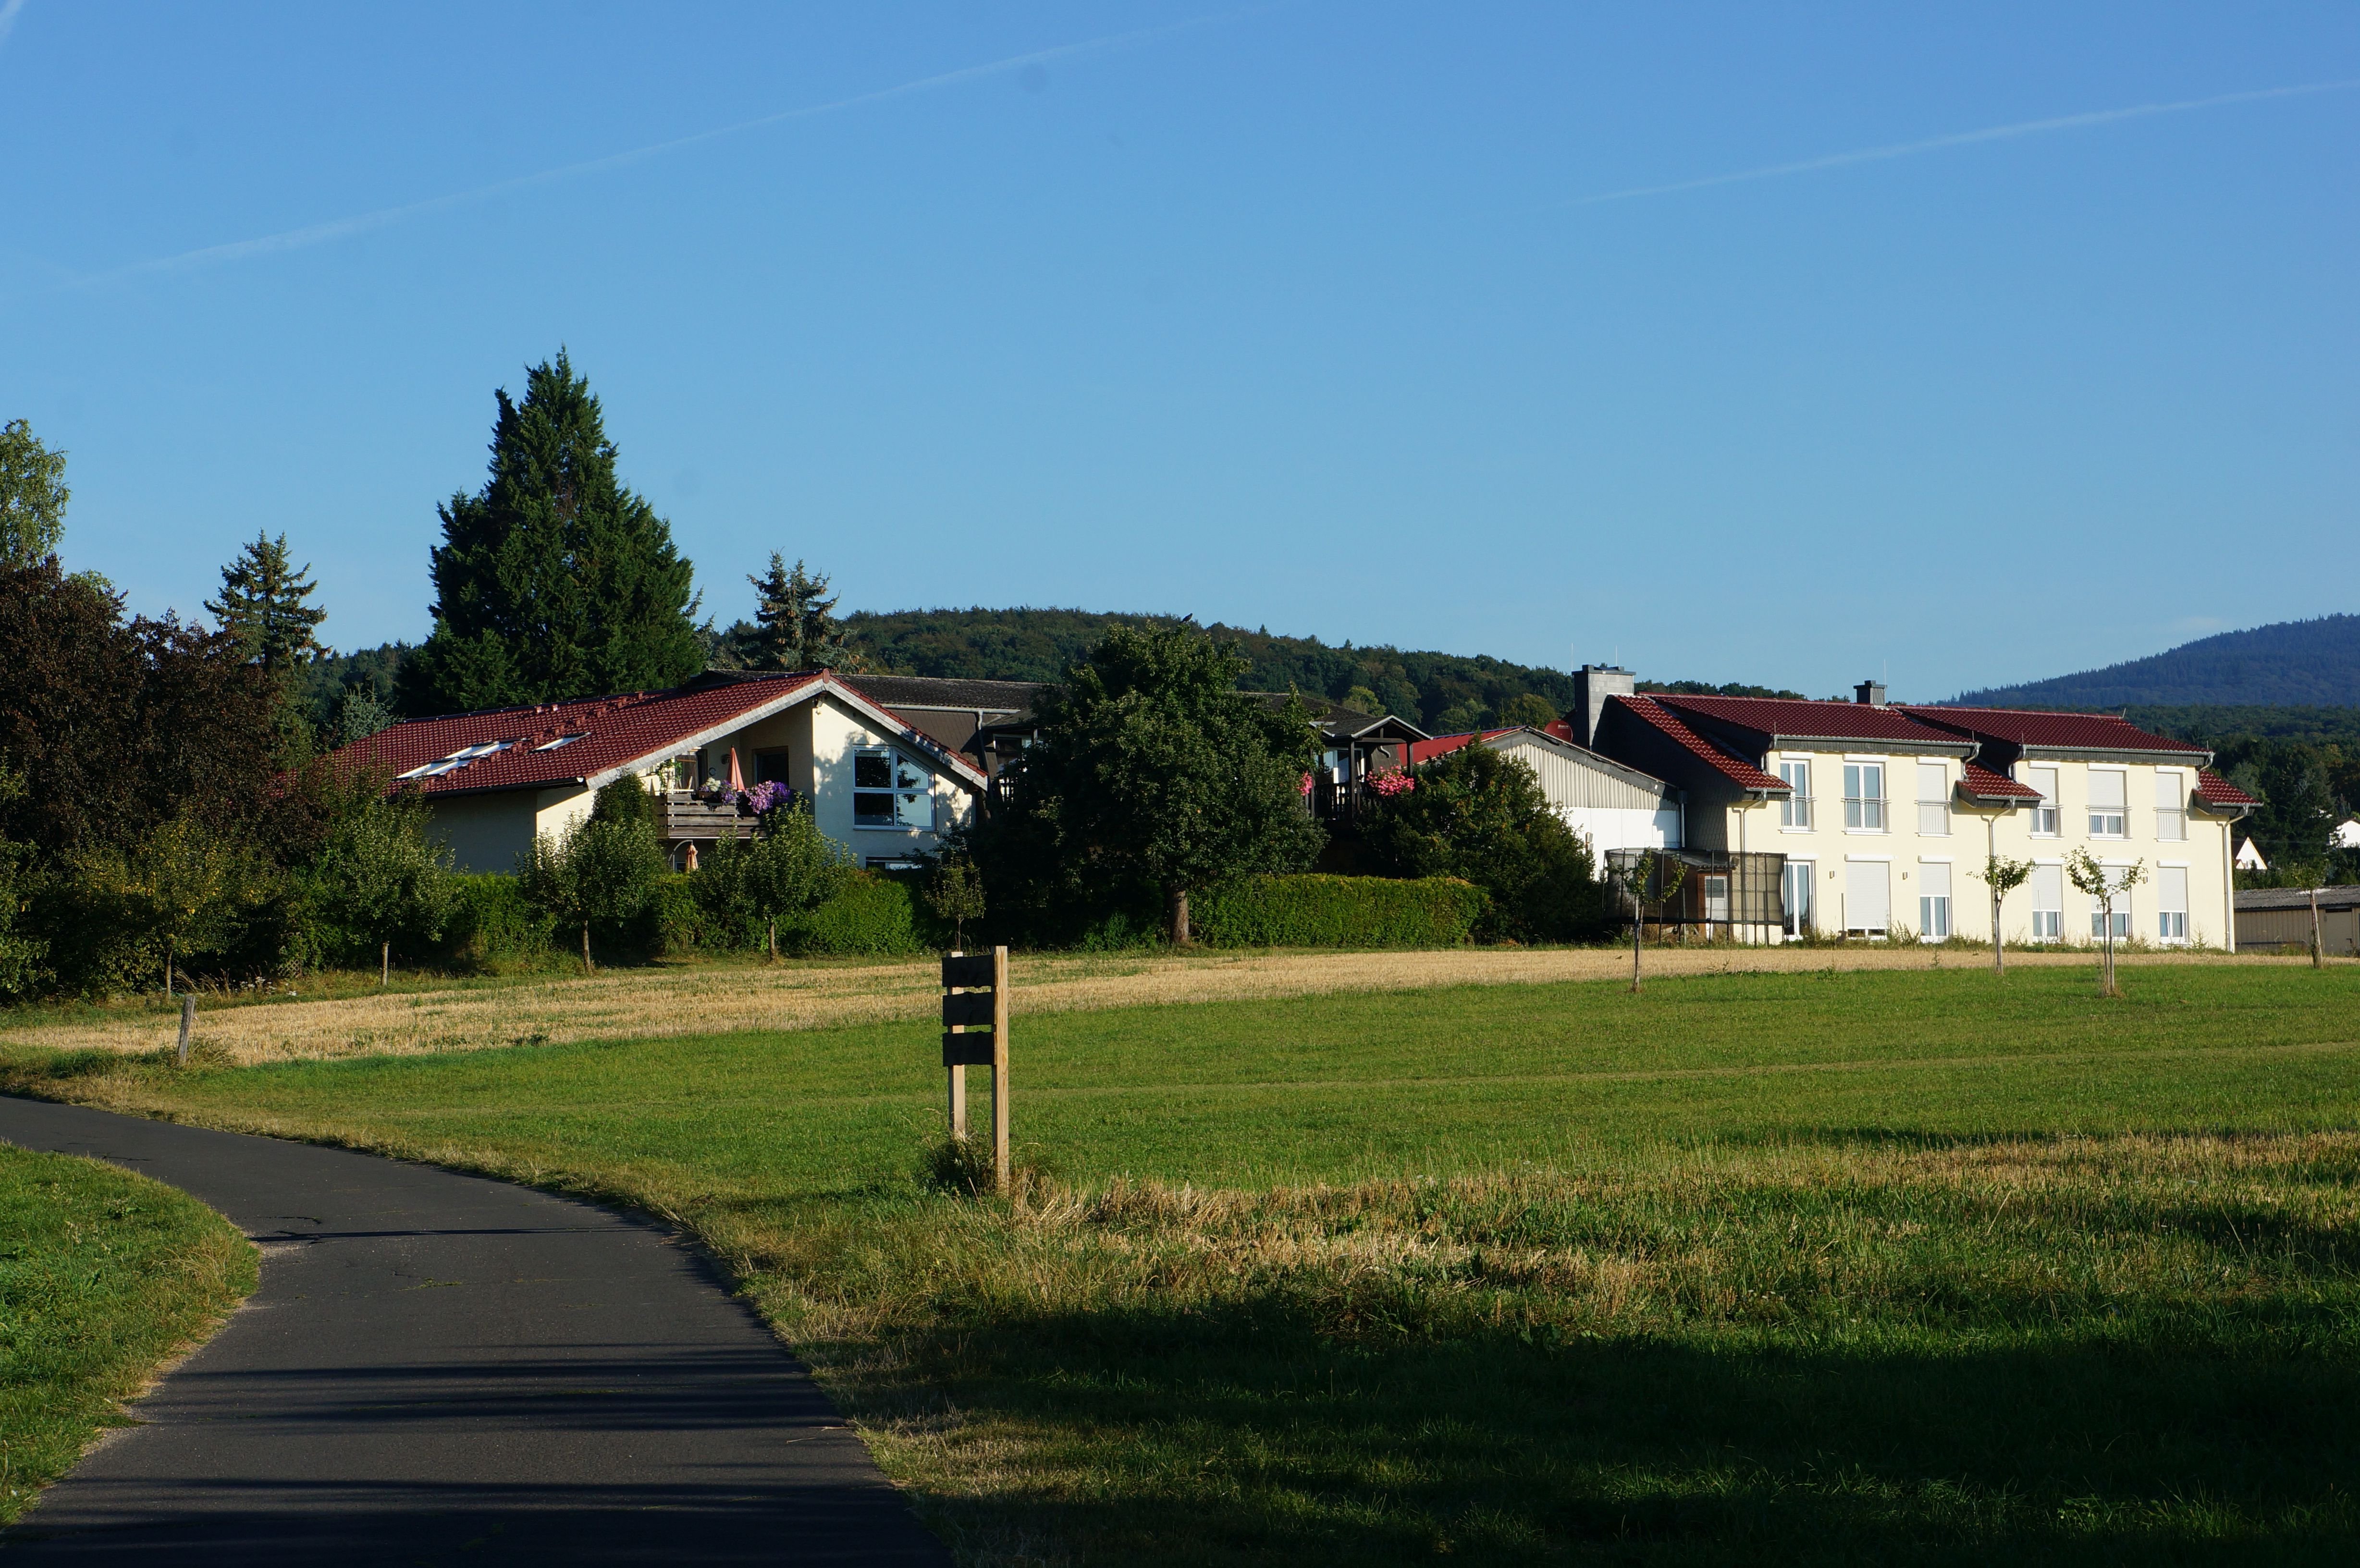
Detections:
[1718, 752, 2236, 947]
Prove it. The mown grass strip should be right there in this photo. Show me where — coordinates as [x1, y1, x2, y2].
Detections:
[0, 1144, 256, 1526]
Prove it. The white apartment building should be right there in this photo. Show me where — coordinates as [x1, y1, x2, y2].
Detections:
[1577, 669, 2256, 946]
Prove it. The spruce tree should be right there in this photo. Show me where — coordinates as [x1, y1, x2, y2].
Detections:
[207, 532, 327, 677]
[730, 553, 855, 671]
[398, 352, 702, 715]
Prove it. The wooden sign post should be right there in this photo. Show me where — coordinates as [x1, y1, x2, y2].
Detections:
[941, 946, 1010, 1192]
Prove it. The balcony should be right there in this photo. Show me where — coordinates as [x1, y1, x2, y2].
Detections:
[658, 793, 757, 844]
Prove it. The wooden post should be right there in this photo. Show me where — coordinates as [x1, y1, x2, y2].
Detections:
[176, 993, 194, 1067]
[991, 944, 1010, 1194]
[946, 951, 968, 1141]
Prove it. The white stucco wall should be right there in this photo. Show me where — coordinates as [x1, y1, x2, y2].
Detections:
[1719, 751, 2236, 947]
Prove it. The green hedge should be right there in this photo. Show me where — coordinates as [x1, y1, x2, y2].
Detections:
[781, 873, 927, 957]
[444, 873, 553, 965]
[1192, 874, 1488, 949]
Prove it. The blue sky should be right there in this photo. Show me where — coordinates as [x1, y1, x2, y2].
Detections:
[4, 1, 2353, 701]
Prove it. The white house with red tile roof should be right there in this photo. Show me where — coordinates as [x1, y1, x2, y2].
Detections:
[1572, 666, 2255, 947]
[338, 671, 988, 873]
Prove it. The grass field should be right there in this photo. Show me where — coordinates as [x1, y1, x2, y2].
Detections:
[0, 1144, 256, 1526]
[4, 960, 2358, 1563]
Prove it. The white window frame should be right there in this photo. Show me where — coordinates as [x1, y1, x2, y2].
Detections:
[2027, 765, 2060, 837]
[1781, 858, 1814, 938]
[852, 747, 934, 831]
[1778, 758, 1812, 830]
[1917, 760, 1952, 837]
[2156, 862, 2190, 943]
[1918, 857, 1952, 942]
[2087, 768, 2128, 839]
[2154, 769, 2187, 843]
[1842, 760, 1887, 833]
[2029, 859, 2064, 941]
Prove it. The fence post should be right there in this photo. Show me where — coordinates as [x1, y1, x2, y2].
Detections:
[991, 944, 1010, 1194]
[945, 951, 968, 1140]
[176, 993, 195, 1067]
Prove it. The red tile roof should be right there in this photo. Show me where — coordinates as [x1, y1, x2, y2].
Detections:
[1959, 761, 2042, 802]
[1651, 693, 1965, 746]
[1900, 705, 2207, 756]
[2195, 769, 2258, 809]
[335, 674, 986, 796]
[1404, 728, 1512, 765]
[1613, 696, 1790, 792]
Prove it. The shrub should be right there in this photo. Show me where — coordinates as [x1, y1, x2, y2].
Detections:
[443, 873, 553, 967]
[782, 873, 924, 957]
[1355, 745, 1608, 943]
[1192, 874, 1488, 949]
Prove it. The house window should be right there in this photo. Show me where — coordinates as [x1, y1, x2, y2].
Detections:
[1843, 763, 1886, 831]
[1844, 861, 1890, 937]
[1782, 860, 1813, 938]
[1917, 761, 1951, 836]
[853, 749, 933, 829]
[1703, 875, 1730, 924]
[2157, 866, 2189, 943]
[2030, 863, 2063, 941]
[2028, 766, 2060, 836]
[1779, 760, 1812, 828]
[2155, 771, 2187, 842]
[755, 749, 793, 786]
[2091, 904, 2130, 940]
[2088, 770, 2127, 838]
[1918, 861, 1951, 941]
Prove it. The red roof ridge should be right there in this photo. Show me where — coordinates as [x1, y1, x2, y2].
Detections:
[1616, 695, 1790, 793]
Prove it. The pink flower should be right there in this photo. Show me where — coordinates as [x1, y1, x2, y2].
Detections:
[1300, 772, 1315, 796]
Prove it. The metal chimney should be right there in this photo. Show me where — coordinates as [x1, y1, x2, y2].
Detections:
[1855, 680, 1887, 706]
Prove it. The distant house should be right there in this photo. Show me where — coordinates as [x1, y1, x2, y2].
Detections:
[2334, 820, 2360, 851]
[1575, 665, 2258, 945]
[340, 671, 989, 873]
[1402, 724, 1682, 854]
[2234, 838, 2269, 871]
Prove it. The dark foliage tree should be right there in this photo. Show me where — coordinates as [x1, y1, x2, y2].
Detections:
[398, 352, 702, 716]
[207, 532, 327, 678]
[1358, 745, 1603, 943]
[714, 554, 856, 672]
[0, 418, 70, 567]
[697, 802, 853, 959]
[974, 624, 1323, 944]
[2239, 741, 2337, 872]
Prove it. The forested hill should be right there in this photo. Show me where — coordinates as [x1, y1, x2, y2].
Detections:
[841, 607, 1800, 735]
[1950, 615, 2360, 709]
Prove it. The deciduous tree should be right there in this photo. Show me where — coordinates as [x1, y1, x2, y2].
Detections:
[307, 784, 457, 984]
[0, 418, 69, 566]
[1973, 854, 2036, 974]
[1359, 745, 1601, 943]
[517, 779, 670, 973]
[2067, 848, 2144, 998]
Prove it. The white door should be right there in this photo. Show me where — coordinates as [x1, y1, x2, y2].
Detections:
[1846, 861, 1890, 936]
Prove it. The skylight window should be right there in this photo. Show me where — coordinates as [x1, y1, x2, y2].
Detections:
[395, 740, 509, 780]
[534, 734, 585, 751]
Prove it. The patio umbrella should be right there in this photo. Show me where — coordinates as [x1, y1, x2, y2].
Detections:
[727, 747, 744, 792]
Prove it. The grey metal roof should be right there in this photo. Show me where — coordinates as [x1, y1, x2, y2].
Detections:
[2234, 886, 2360, 912]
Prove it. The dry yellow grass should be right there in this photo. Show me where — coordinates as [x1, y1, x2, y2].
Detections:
[2, 943, 2273, 1066]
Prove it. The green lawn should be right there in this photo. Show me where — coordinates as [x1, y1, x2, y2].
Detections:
[5, 962, 2358, 1563]
[0, 1144, 256, 1526]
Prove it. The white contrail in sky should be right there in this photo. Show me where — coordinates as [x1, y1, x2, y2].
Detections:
[66, 13, 1228, 290]
[1566, 77, 2360, 207]
[0, 0, 30, 54]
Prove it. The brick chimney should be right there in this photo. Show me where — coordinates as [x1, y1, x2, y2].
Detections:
[1855, 680, 1887, 706]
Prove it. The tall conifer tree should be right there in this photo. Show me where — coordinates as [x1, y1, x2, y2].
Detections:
[398, 352, 701, 715]
[729, 553, 856, 671]
[207, 532, 327, 677]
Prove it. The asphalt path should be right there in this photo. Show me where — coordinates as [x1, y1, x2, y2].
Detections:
[0, 1097, 950, 1566]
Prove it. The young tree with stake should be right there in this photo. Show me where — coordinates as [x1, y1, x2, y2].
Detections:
[1611, 849, 1685, 993]
[518, 780, 668, 973]
[1973, 855, 2036, 975]
[2066, 848, 2145, 998]
[925, 845, 987, 951]
[309, 786, 456, 985]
